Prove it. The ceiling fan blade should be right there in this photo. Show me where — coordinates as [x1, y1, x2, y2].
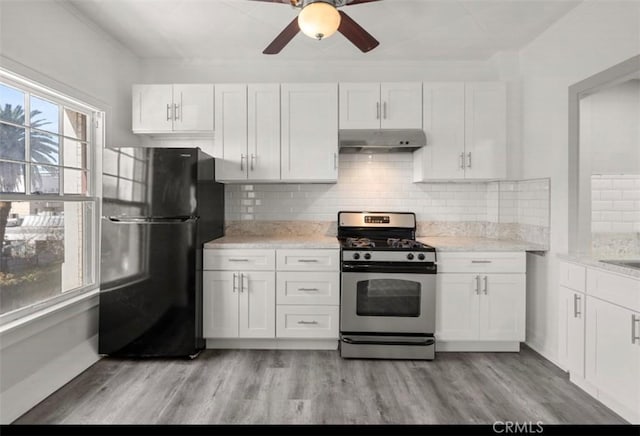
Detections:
[249, 0, 300, 5]
[263, 17, 300, 54]
[345, 0, 382, 5]
[337, 11, 379, 53]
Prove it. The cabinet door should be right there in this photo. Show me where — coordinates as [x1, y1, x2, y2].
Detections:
[436, 274, 480, 340]
[248, 84, 281, 181]
[132, 84, 173, 133]
[339, 82, 380, 129]
[380, 82, 422, 129]
[214, 84, 248, 181]
[478, 274, 526, 341]
[203, 271, 239, 338]
[173, 84, 214, 132]
[586, 297, 640, 415]
[464, 82, 506, 179]
[239, 271, 276, 338]
[413, 83, 465, 181]
[281, 83, 338, 182]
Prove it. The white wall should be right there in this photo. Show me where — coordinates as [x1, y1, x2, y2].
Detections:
[0, 0, 141, 423]
[518, 0, 640, 365]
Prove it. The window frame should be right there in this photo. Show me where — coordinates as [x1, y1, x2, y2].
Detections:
[0, 70, 104, 325]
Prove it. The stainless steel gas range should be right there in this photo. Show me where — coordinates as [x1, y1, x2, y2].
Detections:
[338, 211, 437, 360]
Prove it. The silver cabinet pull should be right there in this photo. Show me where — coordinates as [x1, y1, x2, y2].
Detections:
[228, 258, 250, 262]
[174, 103, 180, 120]
[632, 314, 640, 345]
[573, 294, 582, 318]
[459, 152, 465, 170]
[250, 154, 255, 171]
[475, 275, 481, 295]
[298, 288, 319, 292]
[240, 273, 246, 293]
[297, 259, 319, 263]
[471, 260, 492, 264]
[298, 320, 318, 325]
[334, 153, 338, 170]
[240, 154, 245, 171]
[483, 276, 488, 295]
[166, 103, 172, 121]
[232, 273, 238, 293]
[376, 102, 380, 120]
[467, 152, 472, 168]
[383, 101, 387, 119]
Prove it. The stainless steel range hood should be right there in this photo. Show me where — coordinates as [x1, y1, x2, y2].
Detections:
[339, 129, 426, 153]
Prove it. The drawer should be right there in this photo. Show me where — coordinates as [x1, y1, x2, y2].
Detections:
[437, 252, 526, 273]
[586, 268, 640, 312]
[559, 261, 586, 292]
[276, 305, 339, 339]
[276, 249, 340, 271]
[204, 249, 275, 271]
[277, 272, 340, 305]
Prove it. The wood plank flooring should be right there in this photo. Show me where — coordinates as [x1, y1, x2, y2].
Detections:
[15, 346, 626, 425]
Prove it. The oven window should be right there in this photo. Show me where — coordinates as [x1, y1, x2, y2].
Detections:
[356, 279, 421, 317]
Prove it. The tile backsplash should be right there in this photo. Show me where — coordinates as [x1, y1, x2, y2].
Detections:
[224, 153, 550, 246]
[591, 174, 640, 233]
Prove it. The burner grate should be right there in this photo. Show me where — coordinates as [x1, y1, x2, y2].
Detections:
[387, 238, 425, 249]
[346, 237, 376, 248]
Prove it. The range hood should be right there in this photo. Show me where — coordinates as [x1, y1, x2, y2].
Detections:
[338, 129, 427, 153]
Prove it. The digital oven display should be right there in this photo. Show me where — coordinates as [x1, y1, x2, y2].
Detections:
[364, 215, 390, 224]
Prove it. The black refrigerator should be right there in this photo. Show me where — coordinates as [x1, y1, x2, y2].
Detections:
[99, 147, 224, 357]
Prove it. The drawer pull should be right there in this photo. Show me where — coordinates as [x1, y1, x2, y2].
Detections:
[573, 294, 582, 318]
[228, 259, 250, 262]
[471, 260, 492, 264]
[298, 288, 319, 292]
[632, 314, 640, 345]
[297, 320, 319, 325]
[297, 259, 319, 263]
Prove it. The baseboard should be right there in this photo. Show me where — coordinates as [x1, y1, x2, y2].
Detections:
[206, 338, 339, 350]
[0, 335, 100, 424]
[524, 338, 566, 371]
[436, 341, 520, 352]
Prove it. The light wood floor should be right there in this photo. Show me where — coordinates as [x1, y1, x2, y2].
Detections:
[15, 346, 626, 425]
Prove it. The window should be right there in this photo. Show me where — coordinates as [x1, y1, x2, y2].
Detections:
[0, 72, 102, 320]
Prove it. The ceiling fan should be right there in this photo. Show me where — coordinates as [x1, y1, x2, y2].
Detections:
[251, 0, 382, 54]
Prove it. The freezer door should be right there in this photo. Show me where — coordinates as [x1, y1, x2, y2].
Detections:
[99, 218, 201, 356]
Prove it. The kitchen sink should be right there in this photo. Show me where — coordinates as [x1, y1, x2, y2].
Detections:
[600, 260, 640, 269]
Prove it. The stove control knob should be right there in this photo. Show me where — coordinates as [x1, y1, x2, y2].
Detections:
[407, 253, 415, 260]
[418, 253, 426, 261]
[353, 253, 360, 260]
[364, 253, 371, 260]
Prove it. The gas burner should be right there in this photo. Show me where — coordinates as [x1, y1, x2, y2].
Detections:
[387, 238, 426, 249]
[345, 237, 375, 248]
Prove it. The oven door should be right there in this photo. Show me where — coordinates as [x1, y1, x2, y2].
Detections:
[340, 272, 435, 334]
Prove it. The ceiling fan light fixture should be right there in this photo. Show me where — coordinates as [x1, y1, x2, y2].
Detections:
[298, 1, 341, 40]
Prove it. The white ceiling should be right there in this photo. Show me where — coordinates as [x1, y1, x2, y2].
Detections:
[67, 0, 581, 61]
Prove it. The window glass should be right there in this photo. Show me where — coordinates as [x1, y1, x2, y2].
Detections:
[30, 96, 59, 134]
[63, 168, 88, 195]
[63, 138, 87, 169]
[31, 164, 60, 194]
[0, 84, 25, 124]
[0, 122, 26, 161]
[30, 130, 59, 165]
[0, 161, 25, 193]
[63, 108, 87, 141]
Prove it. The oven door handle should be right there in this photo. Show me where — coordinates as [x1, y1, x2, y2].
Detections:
[341, 337, 436, 346]
[342, 263, 436, 274]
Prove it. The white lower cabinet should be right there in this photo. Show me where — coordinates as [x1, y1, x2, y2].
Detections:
[203, 271, 275, 338]
[559, 285, 585, 377]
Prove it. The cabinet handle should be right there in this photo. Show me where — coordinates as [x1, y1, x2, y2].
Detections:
[475, 275, 481, 295]
[228, 258, 249, 262]
[334, 153, 338, 170]
[483, 276, 488, 295]
[174, 103, 180, 121]
[573, 294, 582, 318]
[632, 314, 640, 345]
[250, 154, 255, 171]
[471, 260, 492, 264]
[460, 152, 465, 170]
[240, 154, 245, 171]
[240, 273, 245, 293]
[297, 259, 318, 263]
[298, 288, 319, 292]
[232, 273, 238, 293]
[467, 152, 472, 168]
[166, 104, 172, 121]
[376, 102, 380, 120]
[383, 101, 387, 119]
[298, 320, 319, 325]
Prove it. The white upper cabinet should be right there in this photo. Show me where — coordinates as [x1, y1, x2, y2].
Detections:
[414, 81, 506, 181]
[132, 84, 214, 134]
[339, 82, 422, 130]
[281, 83, 338, 182]
[214, 84, 248, 181]
[247, 84, 281, 181]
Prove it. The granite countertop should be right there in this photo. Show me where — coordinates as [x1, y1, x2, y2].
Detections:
[557, 254, 640, 279]
[417, 236, 548, 252]
[204, 235, 341, 249]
